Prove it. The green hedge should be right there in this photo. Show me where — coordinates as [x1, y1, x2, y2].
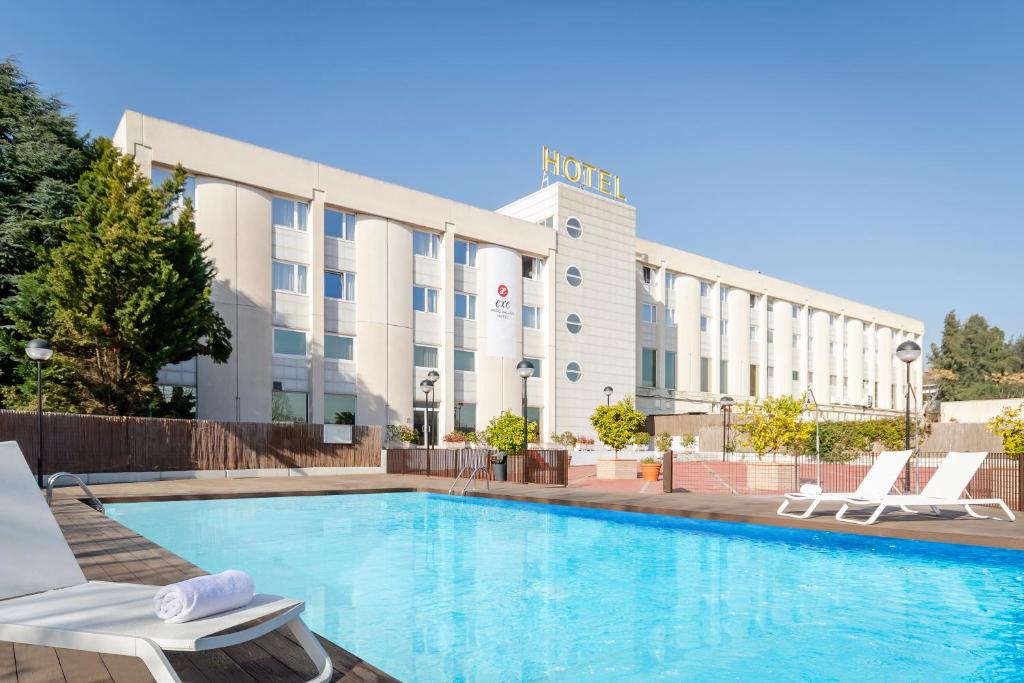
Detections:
[800, 419, 916, 463]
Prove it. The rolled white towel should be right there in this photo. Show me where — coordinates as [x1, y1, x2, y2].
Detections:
[799, 483, 823, 496]
[153, 570, 255, 623]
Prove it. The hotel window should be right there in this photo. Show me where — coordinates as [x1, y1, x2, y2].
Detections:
[272, 260, 308, 294]
[456, 402, 477, 431]
[641, 266, 653, 285]
[720, 285, 730, 301]
[151, 166, 196, 214]
[767, 300, 774, 313]
[324, 334, 354, 361]
[642, 303, 657, 324]
[750, 364, 759, 395]
[767, 329, 774, 343]
[273, 328, 307, 356]
[524, 357, 542, 378]
[526, 406, 542, 429]
[565, 313, 582, 334]
[564, 216, 583, 239]
[325, 271, 355, 301]
[720, 319, 728, 335]
[700, 357, 711, 392]
[749, 294, 758, 308]
[413, 286, 439, 313]
[272, 390, 307, 423]
[537, 216, 554, 229]
[324, 208, 356, 241]
[641, 348, 657, 388]
[454, 349, 475, 372]
[454, 239, 477, 267]
[792, 370, 800, 381]
[413, 230, 440, 259]
[830, 374, 837, 387]
[665, 307, 677, 326]
[792, 333, 800, 349]
[700, 282, 711, 298]
[565, 361, 582, 382]
[522, 305, 541, 329]
[750, 325, 758, 341]
[720, 360, 728, 393]
[792, 304, 799, 319]
[522, 256, 543, 280]
[700, 315, 709, 333]
[829, 341, 837, 356]
[414, 345, 438, 368]
[565, 266, 583, 287]
[454, 292, 476, 320]
[665, 272, 678, 290]
[809, 372, 814, 384]
[665, 351, 677, 390]
[272, 197, 308, 231]
[324, 394, 356, 425]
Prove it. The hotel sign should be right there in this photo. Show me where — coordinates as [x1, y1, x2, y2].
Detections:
[542, 146, 627, 202]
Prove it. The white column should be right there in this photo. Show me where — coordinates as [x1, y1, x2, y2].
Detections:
[727, 288, 749, 396]
[773, 301, 793, 398]
[439, 222, 456, 437]
[875, 326, 894, 409]
[811, 309, 830, 405]
[308, 189, 326, 424]
[677, 276, 700, 391]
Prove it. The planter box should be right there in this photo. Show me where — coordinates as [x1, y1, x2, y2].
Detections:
[597, 458, 639, 480]
[746, 462, 797, 493]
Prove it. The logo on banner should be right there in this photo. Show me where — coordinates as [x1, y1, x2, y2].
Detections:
[491, 283, 513, 318]
[497, 284, 508, 297]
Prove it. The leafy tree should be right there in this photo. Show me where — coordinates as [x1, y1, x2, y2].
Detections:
[482, 410, 538, 454]
[150, 386, 197, 419]
[590, 396, 647, 458]
[929, 311, 1023, 400]
[5, 139, 231, 415]
[0, 58, 94, 396]
[732, 395, 814, 458]
[987, 404, 1024, 457]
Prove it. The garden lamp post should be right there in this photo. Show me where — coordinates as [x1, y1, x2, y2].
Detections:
[720, 396, 735, 462]
[603, 385, 613, 406]
[25, 339, 53, 488]
[805, 388, 821, 486]
[455, 401, 463, 432]
[896, 340, 922, 492]
[517, 360, 535, 483]
[427, 369, 440, 445]
[419, 380, 434, 476]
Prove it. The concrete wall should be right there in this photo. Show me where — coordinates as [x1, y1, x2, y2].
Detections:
[940, 399, 1024, 424]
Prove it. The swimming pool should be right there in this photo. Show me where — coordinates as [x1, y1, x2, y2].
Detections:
[108, 493, 1024, 682]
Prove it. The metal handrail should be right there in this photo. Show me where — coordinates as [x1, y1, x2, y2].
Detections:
[448, 465, 472, 495]
[460, 465, 490, 495]
[46, 472, 105, 513]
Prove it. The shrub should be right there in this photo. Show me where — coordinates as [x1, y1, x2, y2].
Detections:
[733, 395, 813, 458]
[988, 405, 1024, 457]
[800, 419, 916, 463]
[387, 425, 421, 444]
[679, 433, 696, 448]
[630, 432, 652, 447]
[549, 431, 578, 449]
[655, 432, 673, 453]
[443, 431, 466, 443]
[481, 410, 539, 454]
[576, 436, 595, 445]
[590, 396, 647, 457]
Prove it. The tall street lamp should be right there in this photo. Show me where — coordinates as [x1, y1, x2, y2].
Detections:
[896, 340, 922, 492]
[419, 379, 434, 476]
[26, 339, 53, 488]
[719, 396, 735, 462]
[805, 388, 821, 486]
[517, 360, 535, 483]
[427, 369, 440, 445]
[603, 385, 613, 406]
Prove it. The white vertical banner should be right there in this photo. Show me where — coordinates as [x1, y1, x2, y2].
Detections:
[481, 245, 521, 358]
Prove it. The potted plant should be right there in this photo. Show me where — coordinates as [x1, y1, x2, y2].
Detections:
[481, 410, 538, 481]
[590, 396, 647, 480]
[442, 431, 466, 448]
[732, 395, 814, 492]
[679, 433, 696, 452]
[399, 425, 421, 448]
[640, 454, 662, 481]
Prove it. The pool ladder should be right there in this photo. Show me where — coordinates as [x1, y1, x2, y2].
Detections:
[46, 472, 105, 514]
[448, 464, 490, 496]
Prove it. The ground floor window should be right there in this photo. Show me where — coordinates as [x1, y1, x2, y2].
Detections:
[272, 390, 308, 423]
[526, 407, 542, 437]
[152, 385, 196, 418]
[665, 351, 677, 390]
[325, 394, 356, 425]
[749, 364, 759, 396]
[413, 401, 440, 445]
[641, 348, 657, 388]
[700, 357, 710, 392]
[454, 402, 476, 432]
[720, 360, 728, 394]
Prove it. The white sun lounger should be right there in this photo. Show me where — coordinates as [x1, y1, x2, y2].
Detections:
[776, 450, 912, 519]
[0, 441, 332, 683]
[836, 451, 1016, 525]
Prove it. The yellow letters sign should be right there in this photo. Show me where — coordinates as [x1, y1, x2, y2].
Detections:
[542, 146, 626, 202]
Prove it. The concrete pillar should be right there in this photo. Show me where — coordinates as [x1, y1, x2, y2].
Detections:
[677, 276, 701, 392]
[811, 309, 830, 405]
[772, 301, 793, 398]
[308, 189, 326, 424]
[440, 222, 456, 437]
[726, 288, 749, 396]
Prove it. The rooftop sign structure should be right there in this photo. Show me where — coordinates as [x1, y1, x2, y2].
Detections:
[542, 146, 627, 202]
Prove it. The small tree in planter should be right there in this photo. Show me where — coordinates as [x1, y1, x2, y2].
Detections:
[590, 396, 647, 479]
[679, 434, 696, 451]
[481, 411, 539, 481]
[732, 395, 814, 492]
[655, 432, 673, 454]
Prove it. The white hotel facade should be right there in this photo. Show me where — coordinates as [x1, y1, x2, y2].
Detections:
[114, 111, 924, 440]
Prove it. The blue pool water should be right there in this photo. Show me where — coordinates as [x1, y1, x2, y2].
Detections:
[107, 493, 1024, 682]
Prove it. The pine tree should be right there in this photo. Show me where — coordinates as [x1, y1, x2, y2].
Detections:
[929, 310, 1023, 400]
[5, 139, 231, 414]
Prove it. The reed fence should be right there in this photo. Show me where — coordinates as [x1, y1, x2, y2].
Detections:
[386, 447, 569, 486]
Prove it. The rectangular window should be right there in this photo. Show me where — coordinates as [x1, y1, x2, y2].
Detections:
[414, 345, 438, 368]
[642, 303, 657, 324]
[809, 371, 815, 384]
[700, 282, 711, 298]
[700, 315, 709, 333]
[454, 292, 476, 320]
[767, 329, 774, 343]
[750, 325, 758, 341]
[767, 300, 774, 313]
[665, 272, 677, 289]
[455, 402, 477, 431]
[720, 360, 728, 393]
[750, 364, 759, 395]
[720, 319, 728, 335]
[749, 293, 758, 308]
[325, 393, 356, 425]
[324, 208, 355, 241]
[272, 390, 307, 423]
[522, 256, 543, 280]
[454, 349, 475, 372]
[792, 334, 800, 349]
[665, 351, 677, 390]
[641, 348, 657, 387]
[324, 271, 355, 301]
[524, 357, 542, 378]
[664, 307, 677, 326]
[522, 305, 541, 329]
[454, 239, 477, 267]
[720, 285, 729, 302]
[272, 261, 308, 294]
[413, 230, 440, 258]
[526, 406, 542, 431]
[792, 370, 800, 381]
[273, 328, 307, 356]
[272, 197, 308, 231]
[700, 357, 711, 392]
[792, 304, 799, 319]
[151, 167, 196, 211]
[641, 266, 653, 285]
[324, 334, 354, 360]
[413, 286, 438, 313]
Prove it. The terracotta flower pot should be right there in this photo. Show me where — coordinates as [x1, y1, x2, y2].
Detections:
[640, 462, 662, 482]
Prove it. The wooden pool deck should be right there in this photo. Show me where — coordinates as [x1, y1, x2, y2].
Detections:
[9, 472, 1023, 682]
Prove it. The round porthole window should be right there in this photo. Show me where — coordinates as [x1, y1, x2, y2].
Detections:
[565, 361, 582, 382]
[565, 216, 583, 239]
[565, 266, 583, 287]
[565, 313, 582, 334]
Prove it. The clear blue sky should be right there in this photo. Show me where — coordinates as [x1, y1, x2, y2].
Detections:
[4, 1, 1023, 352]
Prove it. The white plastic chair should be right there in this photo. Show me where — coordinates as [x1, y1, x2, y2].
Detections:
[776, 450, 912, 518]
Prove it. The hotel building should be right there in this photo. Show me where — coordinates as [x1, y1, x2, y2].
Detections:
[114, 111, 924, 440]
